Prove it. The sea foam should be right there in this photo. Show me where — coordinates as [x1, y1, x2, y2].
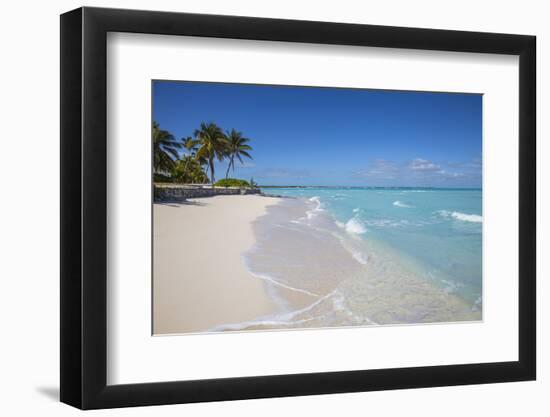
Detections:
[438, 210, 482, 223]
[393, 200, 413, 208]
[345, 218, 367, 234]
[305, 196, 324, 219]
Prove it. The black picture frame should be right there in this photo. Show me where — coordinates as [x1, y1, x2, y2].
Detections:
[60, 6, 536, 410]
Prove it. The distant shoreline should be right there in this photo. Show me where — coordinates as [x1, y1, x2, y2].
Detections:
[153, 182, 482, 192]
[259, 185, 482, 190]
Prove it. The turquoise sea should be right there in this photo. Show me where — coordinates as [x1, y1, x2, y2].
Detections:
[262, 187, 482, 308]
[214, 187, 482, 331]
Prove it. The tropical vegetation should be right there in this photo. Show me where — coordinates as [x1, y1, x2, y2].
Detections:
[153, 121, 182, 173]
[172, 156, 209, 184]
[152, 121, 255, 188]
[224, 129, 253, 179]
[214, 178, 251, 188]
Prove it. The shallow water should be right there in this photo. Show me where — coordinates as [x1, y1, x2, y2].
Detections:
[266, 187, 482, 306]
[212, 187, 482, 331]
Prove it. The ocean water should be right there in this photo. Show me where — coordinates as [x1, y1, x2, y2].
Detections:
[215, 187, 482, 331]
[269, 187, 482, 303]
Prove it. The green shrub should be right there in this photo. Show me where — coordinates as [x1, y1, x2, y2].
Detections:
[214, 178, 251, 188]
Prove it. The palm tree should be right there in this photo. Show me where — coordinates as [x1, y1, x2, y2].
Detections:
[173, 156, 209, 184]
[194, 122, 228, 187]
[181, 136, 199, 176]
[152, 121, 181, 173]
[224, 129, 253, 179]
[196, 154, 209, 184]
[182, 136, 198, 156]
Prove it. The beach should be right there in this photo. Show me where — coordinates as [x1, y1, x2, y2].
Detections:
[153, 188, 481, 335]
[151, 81, 483, 335]
[153, 194, 282, 334]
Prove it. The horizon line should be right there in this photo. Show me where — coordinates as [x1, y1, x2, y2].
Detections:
[258, 185, 482, 189]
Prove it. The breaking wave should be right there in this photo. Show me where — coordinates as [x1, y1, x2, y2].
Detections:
[393, 200, 413, 208]
[344, 217, 367, 235]
[437, 210, 482, 223]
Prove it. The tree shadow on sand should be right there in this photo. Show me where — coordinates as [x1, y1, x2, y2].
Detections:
[155, 200, 207, 207]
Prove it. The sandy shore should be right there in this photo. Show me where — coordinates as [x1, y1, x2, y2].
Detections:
[153, 194, 282, 334]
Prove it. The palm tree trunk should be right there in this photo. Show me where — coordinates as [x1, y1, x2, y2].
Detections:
[209, 158, 215, 188]
[225, 156, 233, 179]
[183, 155, 190, 177]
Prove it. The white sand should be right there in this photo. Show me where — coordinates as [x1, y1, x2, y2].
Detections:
[153, 194, 282, 334]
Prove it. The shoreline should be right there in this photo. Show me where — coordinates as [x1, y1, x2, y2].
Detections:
[153, 191, 481, 335]
[238, 196, 481, 330]
[153, 194, 282, 334]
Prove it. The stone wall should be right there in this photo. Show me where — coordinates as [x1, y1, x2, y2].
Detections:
[154, 184, 261, 202]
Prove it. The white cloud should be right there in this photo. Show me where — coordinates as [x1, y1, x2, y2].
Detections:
[239, 162, 256, 168]
[436, 170, 465, 179]
[353, 159, 400, 179]
[409, 158, 441, 172]
[352, 157, 480, 186]
[255, 168, 311, 179]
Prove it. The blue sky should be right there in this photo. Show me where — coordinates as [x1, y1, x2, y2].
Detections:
[153, 81, 482, 187]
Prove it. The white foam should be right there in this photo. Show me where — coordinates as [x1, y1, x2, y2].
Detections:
[207, 316, 319, 332]
[441, 279, 464, 294]
[289, 196, 324, 224]
[437, 210, 483, 223]
[349, 248, 368, 264]
[472, 295, 483, 312]
[251, 269, 319, 298]
[241, 254, 320, 298]
[345, 218, 367, 235]
[331, 228, 369, 265]
[451, 212, 483, 223]
[208, 290, 338, 332]
[364, 219, 416, 228]
[208, 289, 378, 332]
[305, 196, 324, 220]
[299, 208, 369, 265]
[331, 292, 348, 312]
[352, 207, 360, 213]
[393, 200, 413, 208]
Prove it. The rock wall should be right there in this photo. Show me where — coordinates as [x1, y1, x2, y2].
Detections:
[154, 185, 261, 202]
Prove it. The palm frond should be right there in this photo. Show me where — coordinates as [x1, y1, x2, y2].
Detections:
[152, 121, 182, 173]
[239, 150, 253, 160]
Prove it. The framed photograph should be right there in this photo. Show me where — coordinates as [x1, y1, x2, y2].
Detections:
[60, 6, 536, 409]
